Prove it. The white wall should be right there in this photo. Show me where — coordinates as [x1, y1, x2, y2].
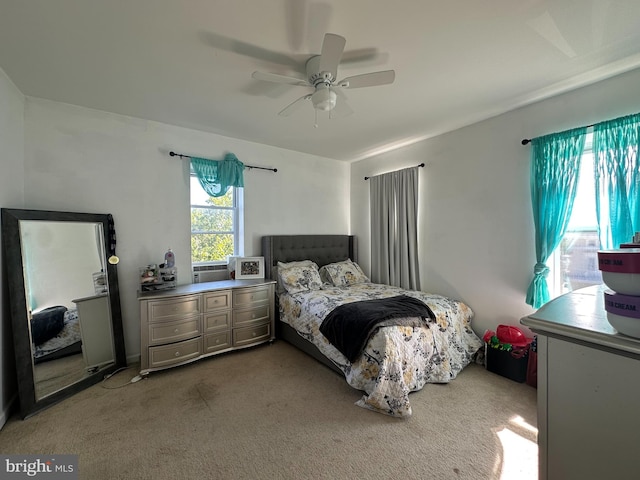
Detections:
[351, 67, 640, 338]
[21, 221, 103, 311]
[0, 67, 25, 427]
[23, 99, 350, 359]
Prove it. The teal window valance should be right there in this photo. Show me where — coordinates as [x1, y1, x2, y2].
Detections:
[190, 153, 245, 197]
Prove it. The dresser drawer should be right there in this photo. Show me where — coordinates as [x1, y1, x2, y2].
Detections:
[233, 285, 271, 307]
[203, 331, 231, 353]
[147, 295, 200, 322]
[203, 311, 230, 333]
[204, 290, 231, 312]
[148, 337, 202, 369]
[148, 316, 200, 346]
[233, 323, 271, 347]
[233, 304, 270, 327]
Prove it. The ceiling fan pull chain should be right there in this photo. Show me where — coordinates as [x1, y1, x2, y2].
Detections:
[314, 109, 318, 128]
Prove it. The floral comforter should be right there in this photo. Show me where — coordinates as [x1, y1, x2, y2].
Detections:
[279, 283, 483, 417]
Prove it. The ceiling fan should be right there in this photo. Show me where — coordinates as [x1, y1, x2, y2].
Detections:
[252, 33, 395, 117]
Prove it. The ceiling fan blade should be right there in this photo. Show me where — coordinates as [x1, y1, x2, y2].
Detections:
[278, 94, 312, 116]
[306, 2, 333, 50]
[318, 33, 346, 79]
[199, 31, 299, 68]
[340, 48, 385, 66]
[252, 71, 309, 86]
[284, 0, 307, 51]
[337, 70, 395, 89]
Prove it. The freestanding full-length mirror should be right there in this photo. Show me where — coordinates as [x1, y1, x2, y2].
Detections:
[1, 208, 127, 418]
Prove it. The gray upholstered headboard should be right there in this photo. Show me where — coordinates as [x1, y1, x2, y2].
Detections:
[261, 235, 356, 281]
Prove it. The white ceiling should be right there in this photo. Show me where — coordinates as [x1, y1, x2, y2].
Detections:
[2, 0, 640, 161]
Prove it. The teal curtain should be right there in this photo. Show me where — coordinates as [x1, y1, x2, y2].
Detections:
[593, 113, 640, 249]
[190, 153, 245, 197]
[526, 128, 586, 308]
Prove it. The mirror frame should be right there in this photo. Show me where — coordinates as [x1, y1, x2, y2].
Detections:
[1, 208, 127, 418]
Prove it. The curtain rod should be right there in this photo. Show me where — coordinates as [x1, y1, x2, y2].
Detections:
[364, 163, 425, 180]
[169, 151, 277, 172]
[521, 113, 637, 145]
[521, 123, 596, 145]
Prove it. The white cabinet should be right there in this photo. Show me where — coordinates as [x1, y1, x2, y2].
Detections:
[521, 286, 640, 480]
[138, 279, 275, 374]
[73, 293, 115, 371]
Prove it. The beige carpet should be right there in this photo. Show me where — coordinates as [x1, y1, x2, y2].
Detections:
[0, 341, 537, 479]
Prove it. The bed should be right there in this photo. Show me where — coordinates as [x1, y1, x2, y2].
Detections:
[262, 234, 483, 417]
[31, 306, 83, 364]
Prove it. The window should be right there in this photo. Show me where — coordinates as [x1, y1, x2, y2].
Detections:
[190, 174, 242, 264]
[548, 133, 602, 298]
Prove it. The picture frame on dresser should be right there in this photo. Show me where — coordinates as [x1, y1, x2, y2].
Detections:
[234, 256, 265, 279]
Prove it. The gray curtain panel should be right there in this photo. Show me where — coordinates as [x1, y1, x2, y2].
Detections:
[369, 166, 420, 289]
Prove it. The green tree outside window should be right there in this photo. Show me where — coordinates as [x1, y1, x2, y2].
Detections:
[191, 185, 236, 263]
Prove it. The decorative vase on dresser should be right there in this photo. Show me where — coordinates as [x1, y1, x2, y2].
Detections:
[138, 279, 275, 375]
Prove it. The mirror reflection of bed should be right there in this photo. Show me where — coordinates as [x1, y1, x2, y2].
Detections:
[21, 220, 115, 400]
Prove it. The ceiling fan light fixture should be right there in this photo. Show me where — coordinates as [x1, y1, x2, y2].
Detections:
[311, 86, 337, 111]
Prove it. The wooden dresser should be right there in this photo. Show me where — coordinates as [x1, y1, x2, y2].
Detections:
[138, 279, 275, 375]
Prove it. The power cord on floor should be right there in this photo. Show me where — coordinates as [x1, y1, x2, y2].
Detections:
[101, 367, 146, 389]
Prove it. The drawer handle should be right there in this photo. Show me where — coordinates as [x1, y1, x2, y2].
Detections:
[175, 351, 181, 357]
[252, 332, 257, 337]
[174, 328, 179, 333]
[252, 313, 256, 319]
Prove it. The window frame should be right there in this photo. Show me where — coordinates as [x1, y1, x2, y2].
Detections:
[190, 172, 242, 266]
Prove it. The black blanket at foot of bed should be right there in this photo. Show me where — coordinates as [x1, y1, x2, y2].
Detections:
[319, 295, 434, 362]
